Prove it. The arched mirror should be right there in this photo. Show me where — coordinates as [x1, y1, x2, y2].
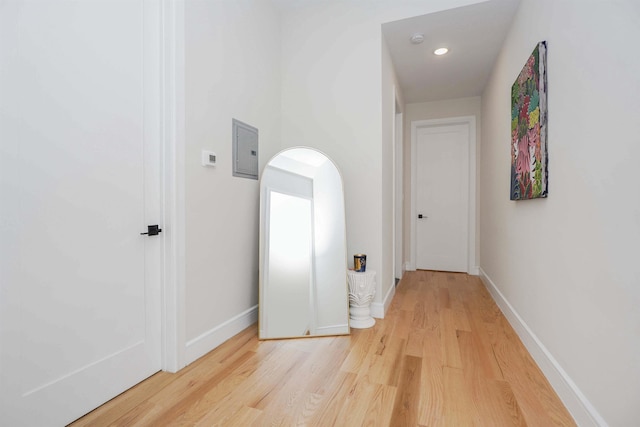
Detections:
[259, 147, 349, 339]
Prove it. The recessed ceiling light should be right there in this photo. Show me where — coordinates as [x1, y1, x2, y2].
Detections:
[434, 47, 449, 56]
[410, 33, 425, 44]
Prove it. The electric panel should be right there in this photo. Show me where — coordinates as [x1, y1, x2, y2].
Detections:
[232, 119, 258, 179]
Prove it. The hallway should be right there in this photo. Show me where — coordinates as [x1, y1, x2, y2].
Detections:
[72, 270, 574, 426]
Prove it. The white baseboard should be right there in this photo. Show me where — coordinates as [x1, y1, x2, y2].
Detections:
[370, 280, 396, 319]
[478, 269, 607, 427]
[404, 261, 416, 272]
[185, 305, 258, 365]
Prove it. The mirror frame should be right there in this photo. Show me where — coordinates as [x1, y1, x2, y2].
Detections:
[258, 147, 350, 340]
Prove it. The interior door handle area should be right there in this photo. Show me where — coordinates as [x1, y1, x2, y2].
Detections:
[418, 214, 428, 219]
[140, 225, 162, 236]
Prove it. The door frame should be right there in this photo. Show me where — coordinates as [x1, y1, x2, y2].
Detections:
[409, 116, 477, 274]
[393, 97, 403, 281]
[160, 0, 186, 373]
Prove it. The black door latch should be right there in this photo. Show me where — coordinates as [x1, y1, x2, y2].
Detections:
[140, 225, 162, 236]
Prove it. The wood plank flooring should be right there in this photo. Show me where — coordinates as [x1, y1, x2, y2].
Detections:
[70, 271, 575, 426]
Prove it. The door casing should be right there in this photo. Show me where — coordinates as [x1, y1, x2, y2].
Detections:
[159, 0, 186, 374]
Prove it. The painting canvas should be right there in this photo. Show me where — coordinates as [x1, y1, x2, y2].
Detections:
[510, 41, 548, 200]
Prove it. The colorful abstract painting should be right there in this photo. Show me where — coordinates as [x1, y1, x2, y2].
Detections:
[510, 41, 548, 200]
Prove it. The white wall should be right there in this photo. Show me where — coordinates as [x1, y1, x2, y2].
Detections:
[279, 0, 485, 314]
[403, 97, 482, 270]
[184, 0, 281, 361]
[480, 1, 640, 425]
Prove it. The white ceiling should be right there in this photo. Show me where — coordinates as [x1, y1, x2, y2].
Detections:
[382, 0, 521, 104]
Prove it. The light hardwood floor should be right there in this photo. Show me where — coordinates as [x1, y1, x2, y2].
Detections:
[70, 271, 575, 426]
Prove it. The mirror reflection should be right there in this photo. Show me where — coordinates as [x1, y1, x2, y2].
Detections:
[259, 147, 349, 339]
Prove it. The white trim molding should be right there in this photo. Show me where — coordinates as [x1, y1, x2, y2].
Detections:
[370, 280, 396, 319]
[479, 269, 608, 427]
[160, 0, 186, 373]
[409, 116, 477, 274]
[393, 88, 404, 281]
[185, 305, 259, 365]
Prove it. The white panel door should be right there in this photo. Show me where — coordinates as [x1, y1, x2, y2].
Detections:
[416, 124, 469, 272]
[0, 1, 162, 425]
